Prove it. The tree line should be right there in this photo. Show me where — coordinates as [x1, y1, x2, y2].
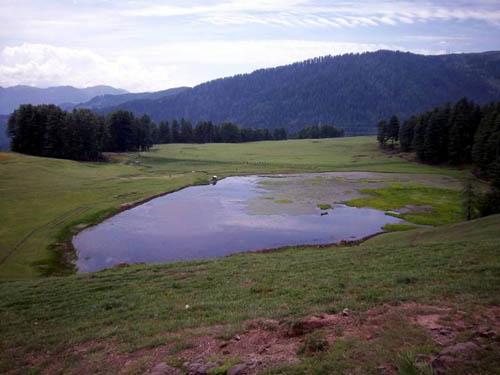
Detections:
[155, 120, 288, 144]
[297, 124, 344, 139]
[377, 97, 500, 217]
[8, 105, 155, 161]
[8, 105, 346, 162]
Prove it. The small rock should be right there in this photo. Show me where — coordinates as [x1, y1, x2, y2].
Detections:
[431, 354, 456, 374]
[148, 362, 181, 375]
[233, 334, 241, 341]
[186, 361, 208, 375]
[342, 308, 350, 317]
[258, 346, 268, 354]
[477, 328, 496, 338]
[219, 341, 229, 348]
[227, 364, 246, 375]
[440, 341, 479, 357]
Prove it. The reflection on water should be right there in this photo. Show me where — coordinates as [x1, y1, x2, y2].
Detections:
[73, 175, 403, 272]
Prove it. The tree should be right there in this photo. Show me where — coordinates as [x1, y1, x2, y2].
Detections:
[43, 106, 67, 158]
[179, 118, 193, 143]
[448, 98, 481, 165]
[423, 107, 449, 164]
[158, 121, 171, 144]
[171, 120, 180, 143]
[377, 120, 388, 147]
[462, 178, 478, 221]
[136, 114, 154, 151]
[219, 122, 241, 142]
[107, 110, 136, 152]
[399, 117, 416, 152]
[273, 127, 287, 140]
[414, 116, 428, 161]
[388, 115, 400, 147]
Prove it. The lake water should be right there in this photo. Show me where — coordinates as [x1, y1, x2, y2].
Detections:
[73, 175, 403, 272]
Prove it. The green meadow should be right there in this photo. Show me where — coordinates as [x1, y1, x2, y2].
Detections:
[1, 136, 498, 373]
[0, 136, 464, 279]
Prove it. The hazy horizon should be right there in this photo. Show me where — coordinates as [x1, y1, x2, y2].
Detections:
[1, 0, 500, 92]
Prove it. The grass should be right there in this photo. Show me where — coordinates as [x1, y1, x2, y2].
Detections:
[382, 223, 419, 232]
[317, 203, 333, 210]
[0, 214, 499, 373]
[0, 136, 465, 279]
[0, 137, 498, 373]
[347, 183, 463, 225]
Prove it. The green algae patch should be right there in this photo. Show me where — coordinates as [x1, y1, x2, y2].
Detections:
[274, 199, 293, 204]
[317, 203, 333, 210]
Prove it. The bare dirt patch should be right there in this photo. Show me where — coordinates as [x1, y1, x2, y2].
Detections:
[19, 303, 499, 375]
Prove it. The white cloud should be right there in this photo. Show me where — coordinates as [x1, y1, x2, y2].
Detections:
[122, 0, 500, 27]
[0, 43, 176, 91]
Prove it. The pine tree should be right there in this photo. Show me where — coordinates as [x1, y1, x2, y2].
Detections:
[107, 110, 136, 152]
[377, 120, 388, 147]
[399, 117, 416, 152]
[424, 107, 449, 164]
[388, 115, 400, 147]
[414, 116, 428, 161]
[171, 120, 180, 143]
[158, 121, 171, 144]
[179, 119, 193, 143]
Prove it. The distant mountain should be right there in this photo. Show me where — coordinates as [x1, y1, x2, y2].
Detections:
[102, 50, 500, 134]
[0, 115, 9, 150]
[64, 86, 190, 111]
[0, 85, 127, 114]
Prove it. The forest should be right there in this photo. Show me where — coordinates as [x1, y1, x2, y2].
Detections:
[6, 104, 343, 161]
[377, 97, 500, 216]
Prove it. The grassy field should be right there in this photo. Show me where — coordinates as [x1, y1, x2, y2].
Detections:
[0, 136, 498, 373]
[0, 137, 466, 279]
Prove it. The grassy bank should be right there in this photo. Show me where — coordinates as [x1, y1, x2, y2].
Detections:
[0, 137, 465, 279]
[0, 215, 499, 373]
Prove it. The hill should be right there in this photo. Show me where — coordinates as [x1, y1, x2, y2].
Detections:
[63, 86, 190, 111]
[0, 85, 127, 114]
[102, 50, 500, 134]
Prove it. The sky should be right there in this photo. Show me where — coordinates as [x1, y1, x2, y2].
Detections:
[1, 0, 500, 92]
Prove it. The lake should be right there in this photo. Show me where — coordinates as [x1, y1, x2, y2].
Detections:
[73, 174, 404, 272]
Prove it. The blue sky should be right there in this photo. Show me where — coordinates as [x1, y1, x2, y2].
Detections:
[1, 0, 499, 92]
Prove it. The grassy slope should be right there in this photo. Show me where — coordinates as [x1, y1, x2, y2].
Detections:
[0, 215, 499, 372]
[0, 137, 462, 279]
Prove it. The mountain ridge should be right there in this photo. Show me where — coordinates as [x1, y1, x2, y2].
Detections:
[99, 50, 500, 134]
[63, 86, 191, 111]
[0, 85, 127, 114]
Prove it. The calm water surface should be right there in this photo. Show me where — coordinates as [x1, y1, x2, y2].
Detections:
[74, 175, 403, 272]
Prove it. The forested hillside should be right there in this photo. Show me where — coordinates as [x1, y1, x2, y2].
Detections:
[0, 85, 126, 114]
[64, 86, 190, 111]
[102, 50, 500, 134]
[0, 115, 9, 150]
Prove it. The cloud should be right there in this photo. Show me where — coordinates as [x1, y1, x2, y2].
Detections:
[0, 43, 176, 91]
[122, 0, 500, 27]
